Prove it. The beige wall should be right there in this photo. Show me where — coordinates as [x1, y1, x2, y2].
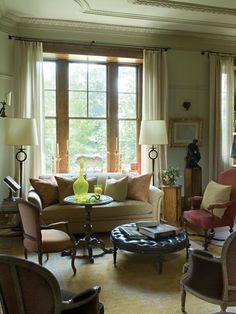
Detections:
[0, 31, 14, 201]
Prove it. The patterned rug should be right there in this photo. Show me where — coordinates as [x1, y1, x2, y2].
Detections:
[7, 233, 236, 314]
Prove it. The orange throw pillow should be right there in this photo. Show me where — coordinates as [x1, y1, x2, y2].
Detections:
[30, 177, 59, 208]
[126, 173, 152, 202]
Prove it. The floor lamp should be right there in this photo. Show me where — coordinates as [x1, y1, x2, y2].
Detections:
[139, 120, 168, 186]
[5, 118, 38, 198]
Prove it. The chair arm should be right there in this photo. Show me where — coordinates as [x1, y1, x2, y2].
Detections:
[208, 201, 232, 210]
[41, 221, 69, 229]
[61, 286, 101, 311]
[148, 186, 164, 223]
[191, 249, 215, 260]
[188, 196, 203, 209]
[28, 189, 43, 210]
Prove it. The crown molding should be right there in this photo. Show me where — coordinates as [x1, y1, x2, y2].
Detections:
[129, 0, 236, 16]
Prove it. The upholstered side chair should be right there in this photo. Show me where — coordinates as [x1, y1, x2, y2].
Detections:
[181, 230, 236, 313]
[17, 199, 77, 274]
[0, 254, 104, 314]
[183, 168, 236, 250]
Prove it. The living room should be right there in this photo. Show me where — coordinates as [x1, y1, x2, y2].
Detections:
[0, 1, 236, 313]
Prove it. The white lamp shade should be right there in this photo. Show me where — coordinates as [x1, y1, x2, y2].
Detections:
[5, 118, 39, 146]
[139, 120, 168, 145]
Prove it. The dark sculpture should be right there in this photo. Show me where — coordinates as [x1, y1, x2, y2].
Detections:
[185, 139, 201, 169]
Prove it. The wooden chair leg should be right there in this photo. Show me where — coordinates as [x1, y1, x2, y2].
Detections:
[38, 253, 43, 265]
[181, 285, 186, 313]
[204, 230, 209, 251]
[24, 248, 28, 259]
[71, 248, 77, 275]
[230, 225, 234, 233]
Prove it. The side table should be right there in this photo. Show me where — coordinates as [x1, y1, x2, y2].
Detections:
[64, 194, 113, 263]
[0, 199, 22, 238]
[161, 185, 182, 225]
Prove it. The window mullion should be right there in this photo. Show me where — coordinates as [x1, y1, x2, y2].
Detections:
[56, 60, 69, 173]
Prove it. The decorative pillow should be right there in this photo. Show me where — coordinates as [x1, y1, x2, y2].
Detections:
[126, 173, 152, 202]
[104, 176, 128, 202]
[201, 180, 232, 218]
[55, 176, 77, 204]
[29, 177, 59, 208]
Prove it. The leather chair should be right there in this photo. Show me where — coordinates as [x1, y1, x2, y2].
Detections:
[180, 230, 236, 313]
[183, 168, 236, 250]
[17, 199, 77, 274]
[0, 254, 104, 314]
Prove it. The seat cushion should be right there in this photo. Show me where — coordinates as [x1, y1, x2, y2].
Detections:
[183, 209, 222, 230]
[41, 229, 74, 252]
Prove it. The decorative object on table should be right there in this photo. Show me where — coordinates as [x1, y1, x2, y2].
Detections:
[184, 139, 202, 208]
[185, 139, 201, 169]
[94, 184, 103, 196]
[161, 166, 180, 186]
[73, 157, 89, 202]
[139, 120, 168, 186]
[169, 118, 203, 147]
[0, 91, 11, 117]
[231, 134, 236, 165]
[139, 223, 179, 239]
[5, 118, 38, 198]
[3, 176, 21, 201]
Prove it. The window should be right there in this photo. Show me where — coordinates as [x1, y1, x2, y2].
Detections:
[43, 56, 142, 174]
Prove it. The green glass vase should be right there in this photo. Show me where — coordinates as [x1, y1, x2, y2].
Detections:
[73, 157, 89, 201]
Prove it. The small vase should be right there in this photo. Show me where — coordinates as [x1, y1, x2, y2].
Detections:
[73, 157, 89, 201]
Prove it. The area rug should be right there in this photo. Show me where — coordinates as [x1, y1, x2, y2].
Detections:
[10, 234, 236, 314]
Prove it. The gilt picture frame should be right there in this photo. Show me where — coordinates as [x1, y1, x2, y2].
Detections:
[169, 118, 203, 147]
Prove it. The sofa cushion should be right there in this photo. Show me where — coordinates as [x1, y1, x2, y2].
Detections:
[55, 176, 76, 204]
[127, 173, 152, 202]
[104, 176, 128, 201]
[200, 180, 232, 218]
[29, 177, 59, 208]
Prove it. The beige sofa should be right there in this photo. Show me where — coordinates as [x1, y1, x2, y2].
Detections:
[28, 172, 164, 234]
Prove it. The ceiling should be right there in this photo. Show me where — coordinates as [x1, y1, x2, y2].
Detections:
[1, 0, 236, 39]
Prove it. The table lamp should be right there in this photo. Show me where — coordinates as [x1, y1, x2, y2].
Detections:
[5, 118, 38, 197]
[139, 120, 168, 185]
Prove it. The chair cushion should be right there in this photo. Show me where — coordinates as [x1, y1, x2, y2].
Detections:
[200, 180, 232, 218]
[41, 229, 74, 252]
[29, 177, 59, 208]
[183, 209, 222, 230]
[127, 173, 152, 202]
[104, 176, 128, 201]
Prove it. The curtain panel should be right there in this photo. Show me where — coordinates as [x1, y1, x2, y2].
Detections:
[14, 41, 44, 196]
[142, 49, 168, 185]
[209, 54, 234, 181]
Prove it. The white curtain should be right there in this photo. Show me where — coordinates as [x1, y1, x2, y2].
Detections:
[14, 41, 44, 197]
[209, 54, 234, 181]
[142, 49, 168, 185]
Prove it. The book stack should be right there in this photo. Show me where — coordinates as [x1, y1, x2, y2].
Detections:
[138, 224, 179, 239]
[119, 226, 147, 240]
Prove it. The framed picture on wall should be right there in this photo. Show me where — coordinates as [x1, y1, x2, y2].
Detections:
[169, 118, 203, 147]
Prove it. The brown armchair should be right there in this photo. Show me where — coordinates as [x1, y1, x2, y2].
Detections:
[183, 168, 236, 250]
[0, 254, 104, 314]
[17, 199, 77, 274]
[181, 230, 236, 313]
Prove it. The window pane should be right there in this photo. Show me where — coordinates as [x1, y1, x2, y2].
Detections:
[44, 119, 56, 173]
[118, 66, 136, 93]
[88, 64, 106, 91]
[119, 120, 136, 172]
[118, 93, 136, 119]
[69, 119, 107, 172]
[89, 92, 106, 117]
[43, 62, 56, 89]
[69, 91, 87, 117]
[69, 63, 87, 90]
[45, 91, 56, 116]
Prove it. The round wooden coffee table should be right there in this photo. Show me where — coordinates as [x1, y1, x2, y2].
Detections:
[110, 223, 189, 274]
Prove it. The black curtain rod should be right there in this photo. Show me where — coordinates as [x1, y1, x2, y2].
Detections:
[8, 35, 170, 51]
[201, 50, 236, 57]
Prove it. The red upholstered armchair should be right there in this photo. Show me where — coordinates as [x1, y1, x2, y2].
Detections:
[183, 168, 236, 250]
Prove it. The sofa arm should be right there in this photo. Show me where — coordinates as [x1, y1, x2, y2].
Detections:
[28, 189, 43, 210]
[148, 186, 164, 222]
